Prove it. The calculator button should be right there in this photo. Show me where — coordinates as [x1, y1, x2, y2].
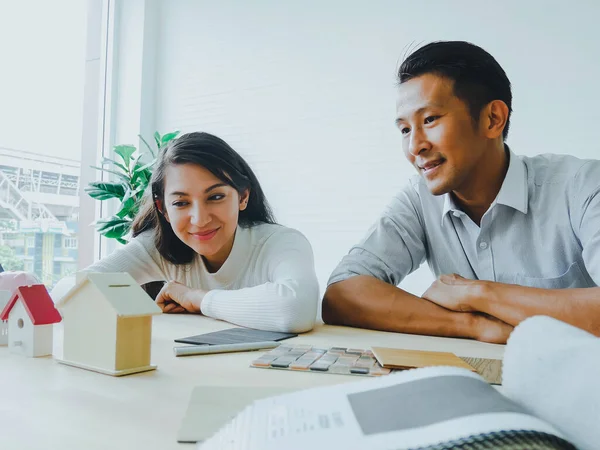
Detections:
[309, 363, 330, 371]
[345, 349, 364, 355]
[251, 355, 278, 367]
[270, 356, 298, 368]
[329, 347, 347, 353]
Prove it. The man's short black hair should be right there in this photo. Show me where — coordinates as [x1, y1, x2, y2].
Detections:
[398, 41, 513, 140]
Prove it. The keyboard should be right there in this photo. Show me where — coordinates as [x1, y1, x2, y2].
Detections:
[250, 344, 393, 377]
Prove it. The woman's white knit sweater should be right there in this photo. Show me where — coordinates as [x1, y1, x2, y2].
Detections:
[84, 223, 319, 333]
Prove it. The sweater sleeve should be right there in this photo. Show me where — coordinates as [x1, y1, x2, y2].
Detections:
[200, 229, 319, 333]
[82, 232, 169, 285]
[50, 232, 169, 304]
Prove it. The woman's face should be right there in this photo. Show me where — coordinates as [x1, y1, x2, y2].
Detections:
[161, 163, 248, 270]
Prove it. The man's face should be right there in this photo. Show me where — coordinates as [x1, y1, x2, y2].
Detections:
[396, 73, 486, 196]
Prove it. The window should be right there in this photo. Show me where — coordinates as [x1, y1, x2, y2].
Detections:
[26, 237, 36, 249]
[64, 238, 78, 249]
[0, 1, 89, 289]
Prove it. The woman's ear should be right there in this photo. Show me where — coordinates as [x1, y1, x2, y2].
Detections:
[239, 189, 250, 211]
[155, 199, 170, 223]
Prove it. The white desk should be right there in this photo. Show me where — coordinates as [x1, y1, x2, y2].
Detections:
[0, 315, 504, 450]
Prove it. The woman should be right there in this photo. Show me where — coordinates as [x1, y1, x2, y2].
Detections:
[83, 132, 319, 333]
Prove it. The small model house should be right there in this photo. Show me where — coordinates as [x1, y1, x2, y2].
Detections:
[0, 284, 62, 357]
[0, 290, 10, 345]
[56, 272, 162, 376]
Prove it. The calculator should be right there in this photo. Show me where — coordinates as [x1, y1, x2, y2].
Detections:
[250, 344, 393, 377]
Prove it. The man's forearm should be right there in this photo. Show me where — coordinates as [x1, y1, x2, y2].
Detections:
[475, 283, 600, 335]
[322, 275, 478, 339]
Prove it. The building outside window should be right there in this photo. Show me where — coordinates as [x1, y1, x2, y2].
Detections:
[0, 1, 88, 288]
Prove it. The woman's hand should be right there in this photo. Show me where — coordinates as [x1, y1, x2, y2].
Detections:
[155, 281, 207, 314]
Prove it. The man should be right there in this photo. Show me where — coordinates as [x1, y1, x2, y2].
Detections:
[322, 41, 600, 343]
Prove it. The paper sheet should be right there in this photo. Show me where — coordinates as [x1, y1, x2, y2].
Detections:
[178, 385, 300, 443]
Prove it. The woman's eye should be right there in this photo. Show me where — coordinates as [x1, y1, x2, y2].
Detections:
[400, 127, 410, 135]
[172, 201, 188, 207]
[208, 194, 225, 201]
[424, 115, 439, 124]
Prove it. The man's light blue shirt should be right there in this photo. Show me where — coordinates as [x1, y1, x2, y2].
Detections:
[329, 150, 600, 289]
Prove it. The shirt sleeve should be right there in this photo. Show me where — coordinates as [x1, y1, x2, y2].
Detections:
[200, 229, 319, 333]
[328, 182, 427, 287]
[82, 232, 170, 285]
[573, 161, 600, 285]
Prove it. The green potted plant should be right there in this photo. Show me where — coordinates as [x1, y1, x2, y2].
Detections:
[84, 131, 180, 299]
[84, 130, 180, 243]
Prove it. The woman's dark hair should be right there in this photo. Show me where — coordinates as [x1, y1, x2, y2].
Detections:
[398, 41, 513, 140]
[132, 132, 276, 264]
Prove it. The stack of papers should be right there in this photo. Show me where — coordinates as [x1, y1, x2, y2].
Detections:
[197, 366, 570, 450]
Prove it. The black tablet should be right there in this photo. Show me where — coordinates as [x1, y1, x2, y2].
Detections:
[174, 327, 297, 345]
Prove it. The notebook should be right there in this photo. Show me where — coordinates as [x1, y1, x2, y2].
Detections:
[371, 346, 502, 384]
[174, 327, 297, 345]
[371, 347, 476, 370]
[197, 367, 576, 450]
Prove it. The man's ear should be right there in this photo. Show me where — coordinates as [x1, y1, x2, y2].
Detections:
[482, 100, 509, 139]
[239, 189, 250, 211]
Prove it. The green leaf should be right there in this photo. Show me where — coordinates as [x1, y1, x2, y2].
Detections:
[154, 131, 161, 149]
[130, 153, 145, 177]
[132, 151, 155, 172]
[116, 237, 128, 245]
[160, 131, 180, 146]
[133, 159, 156, 175]
[90, 165, 130, 183]
[116, 196, 136, 219]
[95, 216, 131, 239]
[101, 157, 128, 174]
[113, 144, 137, 168]
[138, 134, 156, 158]
[131, 151, 145, 166]
[131, 171, 151, 191]
[131, 155, 155, 187]
[84, 182, 126, 200]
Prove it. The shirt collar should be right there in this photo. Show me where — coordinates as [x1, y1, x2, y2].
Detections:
[495, 148, 528, 214]
[441, 147, 528, 227]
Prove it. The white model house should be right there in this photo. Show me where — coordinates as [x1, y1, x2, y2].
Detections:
[55, 272, 162, 376]
[0, 284, 62, 357]
[0, 290, 10, 345]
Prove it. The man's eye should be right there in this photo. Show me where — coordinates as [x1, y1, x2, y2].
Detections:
[424, 116, 439, 124]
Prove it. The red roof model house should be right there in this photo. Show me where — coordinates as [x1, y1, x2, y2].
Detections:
[0, 284, 62, 357]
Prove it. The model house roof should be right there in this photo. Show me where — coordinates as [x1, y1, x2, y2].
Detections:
[0, 284, 63, 325]
[56, 272, 162, 317]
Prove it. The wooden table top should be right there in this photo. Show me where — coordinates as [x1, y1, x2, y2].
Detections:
[0, 314, 504, 450]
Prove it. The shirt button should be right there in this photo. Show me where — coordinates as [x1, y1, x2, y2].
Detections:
[479, 241, 488, 250]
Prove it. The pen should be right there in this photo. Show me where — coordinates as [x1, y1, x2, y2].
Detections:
[173, 340, 281, 357]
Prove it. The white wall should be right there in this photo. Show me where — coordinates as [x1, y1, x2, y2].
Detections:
[152, 0, 600, 299]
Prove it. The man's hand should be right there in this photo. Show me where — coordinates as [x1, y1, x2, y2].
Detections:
[155, 281, 207, 314]
[422, 273, 485, 312]
[473, 313, 513, 344]
[422, 274, 513, 343]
